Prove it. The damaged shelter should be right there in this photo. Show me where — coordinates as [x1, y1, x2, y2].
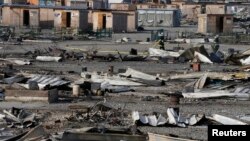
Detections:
[197, 14, 233, 33]
[92, 10, 137, 33]
[137, 9, 181, 27]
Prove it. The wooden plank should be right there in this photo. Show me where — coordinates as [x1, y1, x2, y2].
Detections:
[5, 89, 58, 103]
[97, 13, 103, 29]
[61, 11, 67, 27]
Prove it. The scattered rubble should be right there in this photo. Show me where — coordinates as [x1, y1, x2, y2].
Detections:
[0, 14, 250, 140]
[1, 107, 38, 128]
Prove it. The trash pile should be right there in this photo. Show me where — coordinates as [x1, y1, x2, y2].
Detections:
[0, 107, 38, 128]
[67, 103, 133, 126]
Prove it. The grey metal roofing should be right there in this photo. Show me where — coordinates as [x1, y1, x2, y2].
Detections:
[27, 75, 69, 87]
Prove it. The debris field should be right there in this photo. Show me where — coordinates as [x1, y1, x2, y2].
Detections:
[0, 29, 250, 141]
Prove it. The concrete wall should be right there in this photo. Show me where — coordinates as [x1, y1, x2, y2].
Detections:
[110, 3, 136, 10]
[197, 14, 207, 33]
[182, 4, 201, 21]
[65, 0, 88, 8]
[40, 8, 54, 28]
[70, 11, 80, 28]
[206, 4, 226, 14]
[54, 10, 61, 28]
[29, 9, 39, 27]
[126, 11, 137, 32]
[172, 1, 185, 10]
[2, 7, 11, 26]
[92, 12, 113, 31]
[4, 0, 27, 4]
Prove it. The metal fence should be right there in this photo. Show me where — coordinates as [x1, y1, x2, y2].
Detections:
[95, 28, 113, 39]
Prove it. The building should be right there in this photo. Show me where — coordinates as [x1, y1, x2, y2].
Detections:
[181, 4, 202, 22]
[92, 10, 137, 32]
[65, 0, 88, 8]
[1, 4, 89, 30]
[39, 8, 54, 28]
[1, 5, 40, 27]
[197, 14, 233, 33]
[206, 4, 226, 14]
[4, 0, 27, 4]
[136, 3, 178, 9]
[138, 9, 181, 27]
[86, 0, 104, 9]
[110, 3, 136, 10]
[54, 9, 89, 30]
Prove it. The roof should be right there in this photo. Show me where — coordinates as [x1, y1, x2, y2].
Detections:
[137, 8, 179, 11]
[198, 14, 234, 16]
[0, 4, 88, 10]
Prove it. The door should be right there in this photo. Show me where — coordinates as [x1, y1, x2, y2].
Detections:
[218, 17, 224, 33]
[97, 13, 103, 29]
[23, 10, 30, 26]
[61, 12, 71, 28]
[102, 15, 106, 29]
[61, 12, 67, 27]
[66, 12, 71, 27]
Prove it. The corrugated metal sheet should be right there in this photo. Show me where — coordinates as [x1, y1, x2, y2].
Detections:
[27, 75, 69, 87]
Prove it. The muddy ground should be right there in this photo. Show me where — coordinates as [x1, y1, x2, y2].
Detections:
[0, 27, 250, 140]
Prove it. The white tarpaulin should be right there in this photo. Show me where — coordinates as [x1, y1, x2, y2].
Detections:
[0, 58, 31, 65]
[36, 56, 62, 62]
[119, 68, 158, 80]
[148, 48, 180, 58]
[240, 56, 250, 65]
[211, 114, 247, 125]
[194, 51, 213, 64]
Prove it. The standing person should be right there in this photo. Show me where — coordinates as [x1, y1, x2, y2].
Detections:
[158, 38, 165, 50]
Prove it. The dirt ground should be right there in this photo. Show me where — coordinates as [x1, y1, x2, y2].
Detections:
[0, 27, 250, 141]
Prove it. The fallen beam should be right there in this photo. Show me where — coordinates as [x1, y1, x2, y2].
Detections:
[210, 114, 248, 125]
[148, 132, 197, 141]
[4, 89, 58, 103]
